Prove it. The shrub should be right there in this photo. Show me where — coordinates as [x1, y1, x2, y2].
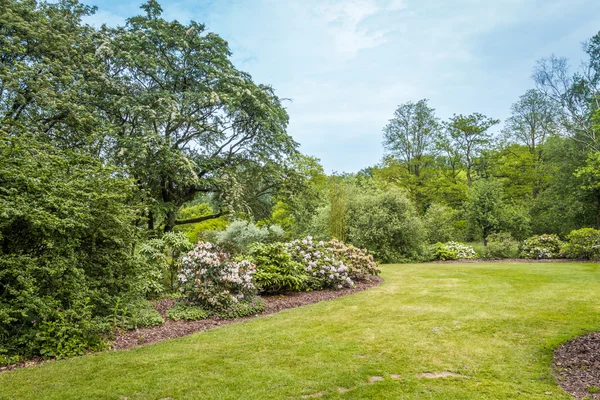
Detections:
[423, 203, 461, 244]
[326, 239, 380, 280]
[137, 231, 193, 296]
[109, 299, 164, 330]
[484, 232, 519, 259]
[215, 297, 266, 319]
[212, 220, 285, 254]
[129, 303, 164, 329]
[287, 237, 354, 289]
[0, 135, 142, 360]
[562, 228, 600, 260]
[166, 303, 209, 321]
[178, 242, 258, 311]
[29, 301, 109, 359]
[432, 242, 477, 261]
[249, 243, 310, 293]
[347, 188, 426, 263]
[520, 234, 563, 259]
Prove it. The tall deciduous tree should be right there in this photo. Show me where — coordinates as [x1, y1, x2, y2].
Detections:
[382, 99, 439, 177]
[503, 89, 560, 157]
[98, 1, 297, 231]
[464, 179, 505, 245]
[534, 32, 600, 149]
[442, 113, 500, 186]
[0, 0, 106, 150]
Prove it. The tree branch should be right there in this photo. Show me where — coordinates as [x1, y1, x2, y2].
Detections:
[173, 210, 227, 226]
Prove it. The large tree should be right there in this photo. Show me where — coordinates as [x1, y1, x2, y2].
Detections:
[98, 1, 298, 231]
[382, 99, 439, 177]
[442, 113, 499, 186]
[503, 89, 560, 157]
[534, 32, 600, 149]
[0, 0, 106, 150]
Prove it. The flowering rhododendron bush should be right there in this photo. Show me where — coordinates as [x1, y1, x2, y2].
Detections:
[432, 242, 477, 261]
[287, 237, 355, 289]
[178, 242, 258, 310]
[520, 234, 563, 259]
[326, 239, 381, 280]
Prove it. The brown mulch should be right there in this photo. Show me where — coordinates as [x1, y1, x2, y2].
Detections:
[1, 277, 382, 373]
[112, 276, 382, 350]
[554, 332, 600, 399]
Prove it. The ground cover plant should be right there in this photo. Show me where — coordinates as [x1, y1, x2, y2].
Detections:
[1, 262, 599, 399]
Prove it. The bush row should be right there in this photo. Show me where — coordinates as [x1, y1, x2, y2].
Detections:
[430, 228, 600, 261]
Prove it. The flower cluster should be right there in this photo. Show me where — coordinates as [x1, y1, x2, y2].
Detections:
[326, 239, 380, 280]
[432, 242, 476, 261]
[520, 234, 563, 259]
[178, 242, 257, 310]
[287, 236, 353, 289]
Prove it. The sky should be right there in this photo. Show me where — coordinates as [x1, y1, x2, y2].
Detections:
[83, 0, 600, 173]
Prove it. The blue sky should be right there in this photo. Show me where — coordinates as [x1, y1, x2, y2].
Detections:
[83, 0, 600, 173]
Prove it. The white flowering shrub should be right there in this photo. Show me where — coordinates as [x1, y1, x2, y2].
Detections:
[287, 236, 354, 289]
[178, 242, 257, 310]
[432, 242, 477, 261]
[520, 234, 563, 259]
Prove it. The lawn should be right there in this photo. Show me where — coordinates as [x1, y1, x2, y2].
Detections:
[1, 262, 599, 400]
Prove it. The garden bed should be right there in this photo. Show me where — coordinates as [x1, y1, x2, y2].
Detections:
[1, 276, 382, 373]
[554, 332, 600, 399]
[113, 276, 382, 350]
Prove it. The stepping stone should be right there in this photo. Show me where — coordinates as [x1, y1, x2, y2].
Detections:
[369, 376, 384, 383]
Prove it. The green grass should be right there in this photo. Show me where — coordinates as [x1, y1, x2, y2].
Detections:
[2, 262, 600, 399]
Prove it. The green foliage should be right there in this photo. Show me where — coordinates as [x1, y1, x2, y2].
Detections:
[175, 203, 229, 243]
[212, 220, 285, 254]
[138, 231, 193, 296]
[484, 232, 519, 259]
[431, 242, 477, 261]
[129, 303, 164, 329]
[166, 303, 209, 321]
[0, 0, 105, 147]
[249, 243, 309, 293]
[347, 187, 426, 263]
[99, 2, 298, 231]
[215, 297, 266, 319]
[465, 179, 506, 244]
[443, 113, 500, 185]
[108, 299, 164, 330]
[0, 135, 140, 359]
[423, 203, 462, 244]
[520, 234, 563, 259]
[31, 304, 108, 359]
[327, 176, 349, 242]
[562, 228, 600, 260]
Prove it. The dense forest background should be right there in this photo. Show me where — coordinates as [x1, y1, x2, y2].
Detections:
[1, 0, 599, 362]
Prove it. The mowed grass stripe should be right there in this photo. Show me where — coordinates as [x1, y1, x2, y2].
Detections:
[1, 262, 599, 399]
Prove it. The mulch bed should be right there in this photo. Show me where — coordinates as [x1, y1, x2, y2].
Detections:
[113, 276, 382, 350]
[0, 276, 382, 373]
[554, 332, 600, 399]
